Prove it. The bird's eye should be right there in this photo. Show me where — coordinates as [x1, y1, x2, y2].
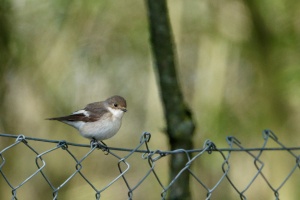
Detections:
[113, 103, 118, 107]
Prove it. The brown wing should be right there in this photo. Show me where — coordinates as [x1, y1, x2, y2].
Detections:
[47, 101, 107, 123]
[47, 113, 99, 122]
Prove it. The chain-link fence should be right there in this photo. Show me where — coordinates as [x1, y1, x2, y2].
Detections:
[0, 130, 300, 200]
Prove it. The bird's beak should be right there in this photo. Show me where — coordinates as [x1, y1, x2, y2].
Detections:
[122, 108, 127, 112]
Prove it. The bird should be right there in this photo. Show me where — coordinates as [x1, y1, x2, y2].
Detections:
[47, 95, 127, 147]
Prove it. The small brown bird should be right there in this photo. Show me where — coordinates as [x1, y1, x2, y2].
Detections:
[47, 95, 127, 144]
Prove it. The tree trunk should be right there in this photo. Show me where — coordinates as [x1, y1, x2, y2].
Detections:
[145, 1, 196, 199]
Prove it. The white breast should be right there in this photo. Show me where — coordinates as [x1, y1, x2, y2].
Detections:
[78, 114, 122, 140]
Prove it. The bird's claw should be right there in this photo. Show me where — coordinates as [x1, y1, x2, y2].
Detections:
[90, 139, 109, 154]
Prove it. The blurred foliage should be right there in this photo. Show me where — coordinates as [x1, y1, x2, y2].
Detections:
[1, 0, 300, 199]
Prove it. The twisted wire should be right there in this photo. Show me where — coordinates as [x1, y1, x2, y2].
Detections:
[0, 130, 300, 199]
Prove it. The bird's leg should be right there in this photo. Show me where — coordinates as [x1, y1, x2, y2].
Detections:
[90, 138, 99, 148]
[99, 140, 107, 147]
[99, 140, 109, 154]
[90, 138, 109, 154]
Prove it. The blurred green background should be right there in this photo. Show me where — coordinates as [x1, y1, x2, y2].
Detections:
[1, 0, 300, 199]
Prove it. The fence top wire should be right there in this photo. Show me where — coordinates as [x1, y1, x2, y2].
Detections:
[1, 130, 300, 153]
[0, 130, 300, 200]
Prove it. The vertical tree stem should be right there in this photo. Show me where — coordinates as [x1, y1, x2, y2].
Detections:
[145, 1, 195, 199]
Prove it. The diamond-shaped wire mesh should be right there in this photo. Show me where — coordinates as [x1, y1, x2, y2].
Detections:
[0, 130, 300, 200]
